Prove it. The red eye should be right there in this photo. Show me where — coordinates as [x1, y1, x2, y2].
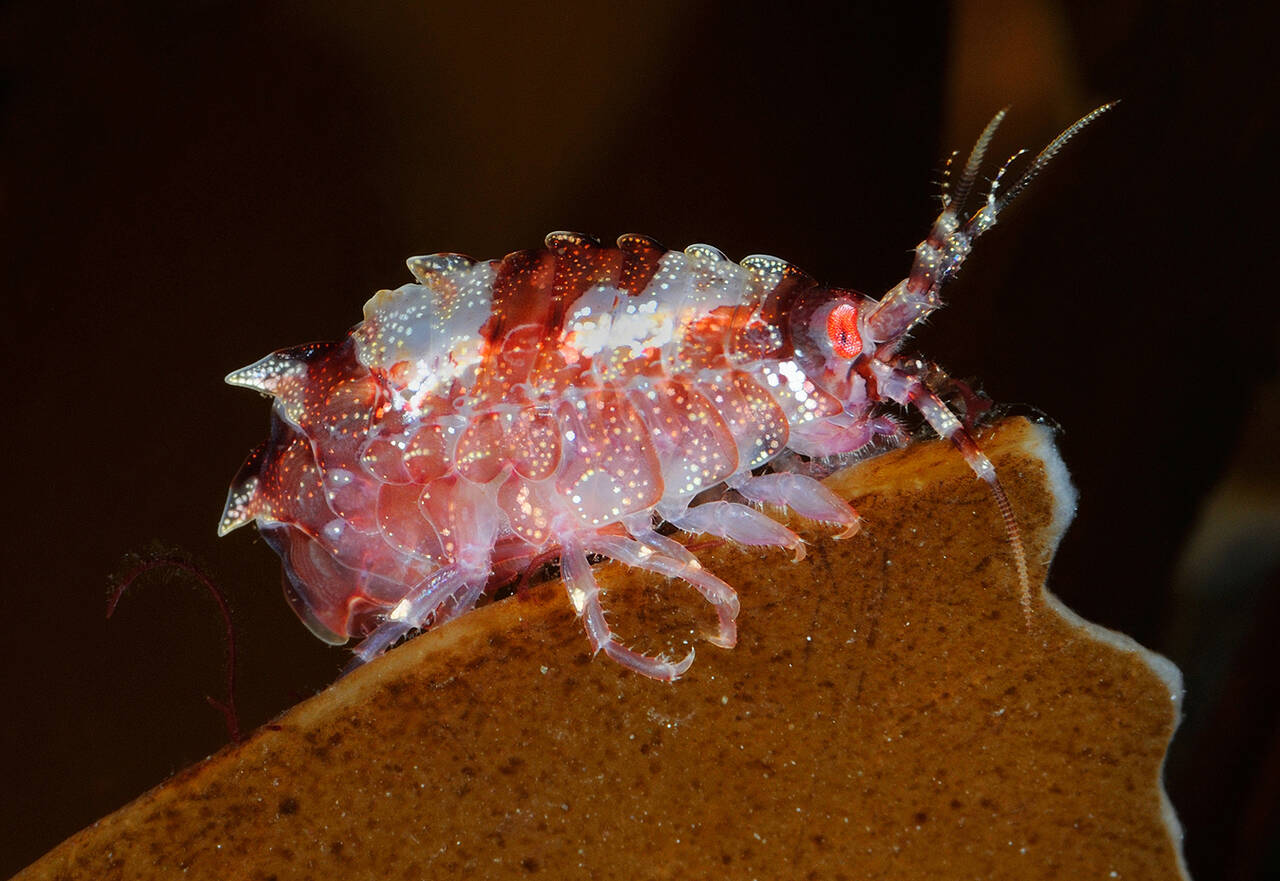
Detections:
[826, 302, 862, 359]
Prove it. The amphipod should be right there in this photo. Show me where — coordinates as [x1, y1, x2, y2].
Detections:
[220, 105, 1113, 680]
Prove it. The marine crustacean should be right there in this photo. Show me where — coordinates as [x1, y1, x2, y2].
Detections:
[220, 105, 1113, 680]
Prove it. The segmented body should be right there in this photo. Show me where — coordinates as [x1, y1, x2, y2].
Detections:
[221, 106, 1112, 679]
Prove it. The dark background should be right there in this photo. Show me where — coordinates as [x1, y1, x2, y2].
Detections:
[2, 1, 1275, 878]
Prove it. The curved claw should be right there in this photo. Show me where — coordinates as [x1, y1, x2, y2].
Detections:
[832, 520, 861, 540]
[602, 641, 696, 681]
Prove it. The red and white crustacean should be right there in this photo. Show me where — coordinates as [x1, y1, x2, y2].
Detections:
[220, 105, 1113, 680]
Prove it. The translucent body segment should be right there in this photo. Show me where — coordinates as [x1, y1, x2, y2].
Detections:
[377, 481, 446, 562]
[756, 261, 820, 345]
[224, 342, 333, 430]
[545, 232, 625, 317]
[320, 461, 382, 535]
[364, 236, 674, 413]
[694, 371, 790, 471]
[470, 249, 566, 409]
[258, 522, 360, 644]
[454, 406, 562, 485]
[481, 248, 558, 345]
[455, 411, 506, 484]
[729, 256, 818, 368]
[749, 358, 843, 430]
[219, 440, 267, 534]
[526, 323, 585, 398]
[346, 477, 502, 660]
[497, 472, 558, 548]
[405, 252, 476, 286]
[663, 244, 756, 373]
[631, 250, 729, 375]
[561, 246, 758, 385]
[353, 258, 498, 401]
[562, 267, 672, 380]
[555, 389, 663, 528]
[730, 255, 791, 364]
[506, 407, 561, 480]
[625, 379, 737, 504]
[614, 233, 667, 295]
[359, 432, 412, 484]
[416, 475, 501, 568]
[260, 522, 409, 644]
[470, 327, 530, 407]
[236, 425, 331, 533]
[540, 236, 664, 392]
[226, 340, 380, 532]
[285, 342, 382, 533]
[227, 341, 376, 473]
[302, 348, 378, 457]
[358, 399, 452, 485]
[564, 280, 647, 356]
[667, 307, 736, 373]
[471, 324, 545, 404]
[737, 253, 793, 291]
[224, 409, 440, 625]
[571, 286, 666, 385]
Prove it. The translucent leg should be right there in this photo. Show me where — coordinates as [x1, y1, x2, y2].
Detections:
[869, 358, 1033, 623]
[435, 578, 488, 625]
[730, 472, 860, 538]
[346, 564, 480, 670]
[586, 534, 739, 649]
[622, 512, 701, 567]
[668, 500, 806, 561]
[910, 381, 1032, 624]
[561, 535, 696, 681]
